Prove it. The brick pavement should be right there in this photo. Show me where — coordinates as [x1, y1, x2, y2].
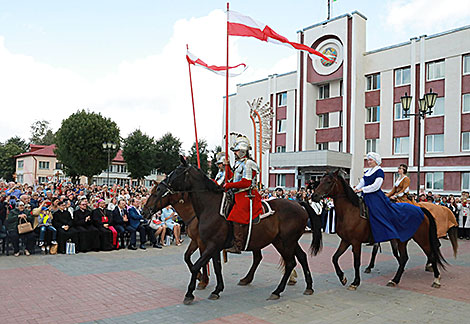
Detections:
[0, 234, 469, 324]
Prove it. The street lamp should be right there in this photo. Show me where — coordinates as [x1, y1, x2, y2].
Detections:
[401, 89, 438, 196]
[102, 142, 117, 186]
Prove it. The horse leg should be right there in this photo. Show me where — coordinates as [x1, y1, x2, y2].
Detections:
[387, 241, 409, 287]
[348, 242, 362, 290]
[365, 243, 379, 273]
[332, 239, 350, 286]
[208, 251, 225, 300]
[294, 242, 314, 295]
[413, 234, 441, 288]
[238, 249, 262, 286]
[268, 240, 296, 300]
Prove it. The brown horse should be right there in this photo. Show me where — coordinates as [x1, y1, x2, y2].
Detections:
[144, 158, 323, 304]
[312, 171, 446, 290]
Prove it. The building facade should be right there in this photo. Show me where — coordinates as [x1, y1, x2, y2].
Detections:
[15, 144, 163, 187]
[225, 11, 470, 195]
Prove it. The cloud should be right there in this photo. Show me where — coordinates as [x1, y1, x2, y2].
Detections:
[386, 0, 470, 34]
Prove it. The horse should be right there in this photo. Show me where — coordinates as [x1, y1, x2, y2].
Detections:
[144, 157, 323, 304]
[365, 202, 458, 273]
[312, 171, 446, 290]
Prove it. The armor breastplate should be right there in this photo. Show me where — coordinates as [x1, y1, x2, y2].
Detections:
[215, 170, 225, 185]
[233, 158, 259, 187]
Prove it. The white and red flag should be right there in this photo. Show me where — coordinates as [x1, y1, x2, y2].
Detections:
[227, 10, 333, 62]
[186, 50, 247, 77]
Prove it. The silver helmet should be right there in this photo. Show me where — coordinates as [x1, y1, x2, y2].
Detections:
[230, 135, 251, 158]
[215, 152, 226, 165]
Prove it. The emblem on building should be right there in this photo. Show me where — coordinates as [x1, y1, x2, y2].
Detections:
[321, 47, 337, 67]
[313, 38, 343, 75]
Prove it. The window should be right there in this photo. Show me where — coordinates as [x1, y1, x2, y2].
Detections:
[366, 139, 379, 154]
[395, 67, 411, 86]
[427, 60, 445, 80]
[339, 110, 343, 127]
[394, 137, 409, 154]
[17, 174, 24, 183]
[277, 119, 287, 133]
[464, 54, 470, 74]
[463, 94, 470, 113]
[38, 161, 50, 169]
[317, 142, 328, 150]
[276, 146, 286, 153]
[17, 160, 24, 170]
[55, 162, 63, 170]
[277, 92, 287, 106]
[276, 174, 286, 187]
[318, 84, 330, 99]
[430, 97, 444, 116]
[318, 113, 329, 128]
[366, 106, 380, 123]
[38, 176, 48, 184]
[463, 132, 470, 151]
[426, 134, 444, 153]
[426, 172, 444, 190]
[463, 173, 470, 191]
[340, 80, 343, 96]
[366, 73, 380, 91]
[394, 103, 408, 120]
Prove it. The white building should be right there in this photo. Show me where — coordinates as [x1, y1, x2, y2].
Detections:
[225, 11, 470, 195]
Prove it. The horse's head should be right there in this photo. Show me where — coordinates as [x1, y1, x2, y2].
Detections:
[311, 170, 343, 202]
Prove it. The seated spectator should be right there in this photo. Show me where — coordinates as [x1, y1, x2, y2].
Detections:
[128, 198, 159, 249]
[30, 192, 40, 209]
[5, 201, 35, 256]
[37, 207, 58, 249]
[112, 199, 129, 248]
[53, 200, 79, 254]
[107, 197, 118, 212]
[161, 205, 183, 246]
[92, 199, 119, 250]
[73, 199, 101, 252]
[150, 211, 166, 246]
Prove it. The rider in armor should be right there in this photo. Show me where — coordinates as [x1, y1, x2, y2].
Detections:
[214, 152, 229, 185]
[224, 135, 263, 254]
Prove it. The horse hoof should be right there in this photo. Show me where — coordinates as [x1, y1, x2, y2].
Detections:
[386, 280, 397, 287]
[197, 282, 208, 290]
[238, 279, 250, 286]
[183, 296, 194, 305]
[340, 277, 347, 286]
[287, 280, 297, 286]
[303, 288, 314, 295]
[347, 285, 357, 291]
[364, 268, 371, 274]
[425, 265, 433, 272]
[208, 293, 220, 300]
[267, 293, 280, 300]
[431, 282, 441, 288]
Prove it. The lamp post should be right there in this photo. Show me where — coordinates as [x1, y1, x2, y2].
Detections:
[102, 142, 117, 186]
[400, 89, 438, 196]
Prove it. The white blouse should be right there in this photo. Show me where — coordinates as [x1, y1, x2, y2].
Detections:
[355, 166, 384, 194]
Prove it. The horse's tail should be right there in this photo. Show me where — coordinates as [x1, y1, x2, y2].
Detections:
[299, 201, 323, 256]
[421, 207, 447, 269]
[447, 226, 459, 258]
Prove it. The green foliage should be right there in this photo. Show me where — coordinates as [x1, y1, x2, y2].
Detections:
[54, 110, 120, 182]
[209, 145, 222, 179]
[188, 139, 209, 174]
[0, 137, 28, 181]
[122, 129, 157, 180]
[29, 120, 56, 145]
[155, 133, 182, 175]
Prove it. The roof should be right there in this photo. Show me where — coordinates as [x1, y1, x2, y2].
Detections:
[15, 144, 124, 162]
[113, 150, 125, 163]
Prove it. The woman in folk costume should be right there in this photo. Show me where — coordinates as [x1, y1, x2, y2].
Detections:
[354, 152, 424, 243]
[224, 135, 263, 254]
[386, 164, 412, 203]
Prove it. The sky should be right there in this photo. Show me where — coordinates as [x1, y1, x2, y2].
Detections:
[1, 0, 470, 152]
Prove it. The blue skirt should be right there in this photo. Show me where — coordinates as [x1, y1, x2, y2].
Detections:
[363, 190, 424, 243]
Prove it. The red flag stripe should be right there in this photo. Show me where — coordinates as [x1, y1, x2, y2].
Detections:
[186, 50, 247, 77]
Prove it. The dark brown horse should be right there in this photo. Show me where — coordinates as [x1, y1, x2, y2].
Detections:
[144, 158, 322, 304]
[312, 171, 446, 290]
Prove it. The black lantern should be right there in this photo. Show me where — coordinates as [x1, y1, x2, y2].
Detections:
[424, 88, 438, 111]
[400, 92, 413, 112]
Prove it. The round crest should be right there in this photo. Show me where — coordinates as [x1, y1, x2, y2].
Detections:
[312, 38, 343, 75]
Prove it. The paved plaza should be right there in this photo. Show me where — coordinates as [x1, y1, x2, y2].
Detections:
[1, 233, 469, 324]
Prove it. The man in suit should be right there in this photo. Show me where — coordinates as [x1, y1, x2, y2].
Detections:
[128, 198, 160, 250]
[112, 199, 129, 249]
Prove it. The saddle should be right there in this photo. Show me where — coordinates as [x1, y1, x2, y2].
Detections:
[219, 190, 275, 224]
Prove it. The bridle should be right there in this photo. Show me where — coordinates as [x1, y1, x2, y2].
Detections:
[315, 174, 346, 200]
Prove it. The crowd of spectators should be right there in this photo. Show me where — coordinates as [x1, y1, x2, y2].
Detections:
[0, 181, 184, 257]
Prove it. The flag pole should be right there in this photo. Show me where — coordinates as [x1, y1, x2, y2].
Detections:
[187, 44, 201, 168]
[224, 2, 230, 182]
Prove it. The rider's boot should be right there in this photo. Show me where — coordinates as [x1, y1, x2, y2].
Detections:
[226, 223, 244, 254]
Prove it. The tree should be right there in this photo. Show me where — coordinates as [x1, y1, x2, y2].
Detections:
[122, 129, 157, 181]
[54, 110, 120, 184]
[155, 132, 182, 175]
[188, 139, 209, 174]
[0, 137, 28, 181]
[210, 145, 222, 179]
[30, 120, 56, 145]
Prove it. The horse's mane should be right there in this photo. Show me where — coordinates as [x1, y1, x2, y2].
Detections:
[333, 173, 360, 207]
[192, 166, 224, 193]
